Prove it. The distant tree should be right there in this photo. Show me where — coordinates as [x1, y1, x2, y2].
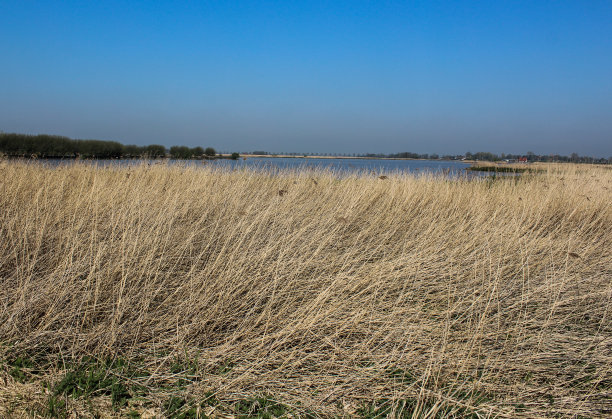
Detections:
[204, 147, 216, 157]
[145, 144, 166, 158]
[392, 152, 420, 159]
[191, 146, 204, 157]
[231, 152, 240, 160]
[473, 151, 499, 161]
[123, 144, 144, 157]
[170, 146, 192, 159]
[74, 139, 123, 158]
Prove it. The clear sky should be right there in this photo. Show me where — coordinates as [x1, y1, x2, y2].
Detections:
[1, 1, 611, 157]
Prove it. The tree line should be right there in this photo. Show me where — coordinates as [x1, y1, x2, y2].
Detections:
[0, 133, 224, 159]
[462, 151, 611, 164]
[251, 150, 610, 164]
[375, 151, 609, 163]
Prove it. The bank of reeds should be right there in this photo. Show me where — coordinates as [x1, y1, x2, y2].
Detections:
[0, 161, 610, 417]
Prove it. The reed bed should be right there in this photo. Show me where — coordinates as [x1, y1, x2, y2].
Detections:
[0, 161, 610, 418]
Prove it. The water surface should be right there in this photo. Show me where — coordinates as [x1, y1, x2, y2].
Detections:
[34, 157, 476, 176]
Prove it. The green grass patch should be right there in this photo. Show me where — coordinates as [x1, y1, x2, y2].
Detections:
[2, 344, 49, 383]
[7, 355, 38, 383]
[164, 396, 199, 418]
[53, 358, 133, 408]
[46, 394, 68, 418]
[235, 396, 289, 419]
[46, 356, 151, 415]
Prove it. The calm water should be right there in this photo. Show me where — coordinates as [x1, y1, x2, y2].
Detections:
[36, 157, 476, 176]
[216, 157, 471, 174]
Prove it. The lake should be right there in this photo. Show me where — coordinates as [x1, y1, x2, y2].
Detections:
[214, 157, 471, 174]
[33, 157, 478, 176]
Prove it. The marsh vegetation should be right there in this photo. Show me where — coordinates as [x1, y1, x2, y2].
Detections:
[0, 162, 610, 417]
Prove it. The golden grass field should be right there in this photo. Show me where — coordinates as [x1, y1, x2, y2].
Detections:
[0, 161, 610, 418]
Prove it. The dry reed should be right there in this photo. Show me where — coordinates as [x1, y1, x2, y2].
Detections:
[0, 161, 610, 417]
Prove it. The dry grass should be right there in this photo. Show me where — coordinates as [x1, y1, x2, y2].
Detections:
[0, 161, 610, 418]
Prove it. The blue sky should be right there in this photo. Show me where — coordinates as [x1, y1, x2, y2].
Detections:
[1, 1, 611, 156]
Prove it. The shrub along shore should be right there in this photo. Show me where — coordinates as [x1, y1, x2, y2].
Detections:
[0, 133, 228, 159]
[0, 161, 610, 418]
